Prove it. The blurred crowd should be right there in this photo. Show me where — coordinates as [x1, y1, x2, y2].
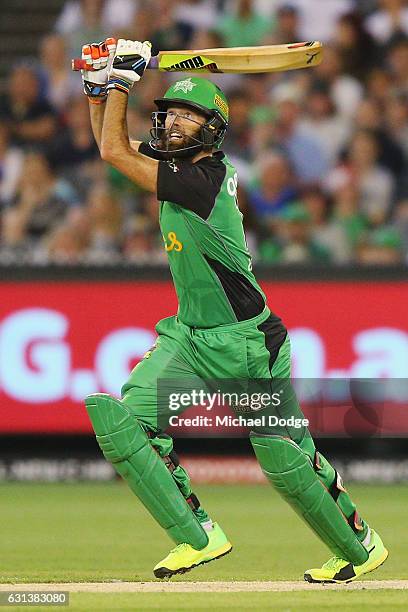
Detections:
[0, 0, 407, 266]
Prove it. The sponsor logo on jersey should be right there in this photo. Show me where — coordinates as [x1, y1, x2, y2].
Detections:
[172, 77, 197, 94]
[164, 231, 183, 252]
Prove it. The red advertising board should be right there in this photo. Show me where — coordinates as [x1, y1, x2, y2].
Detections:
[0, 281, 407, 435]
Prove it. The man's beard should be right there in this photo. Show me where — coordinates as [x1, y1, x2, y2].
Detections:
[160, 125, 202, 151]
[163, 133, 190, 151]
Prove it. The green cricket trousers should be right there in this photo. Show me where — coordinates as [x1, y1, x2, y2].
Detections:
[121, 306, 365, 534]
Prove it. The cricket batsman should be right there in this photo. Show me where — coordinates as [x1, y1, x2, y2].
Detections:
[81, 38, 388, 582]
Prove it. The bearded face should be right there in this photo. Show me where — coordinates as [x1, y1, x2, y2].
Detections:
[151, 106, 207, 156]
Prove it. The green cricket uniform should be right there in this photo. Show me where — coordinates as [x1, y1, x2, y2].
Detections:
[119, 144, 366, 540]
[123, 143, 288, 426]
[85, 77, 373, 572]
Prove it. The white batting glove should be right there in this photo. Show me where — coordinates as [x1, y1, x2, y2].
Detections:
[81, 38, 117, 102]
[107, 39, 152, 95]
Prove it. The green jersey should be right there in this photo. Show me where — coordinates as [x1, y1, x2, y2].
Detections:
[140, 144, 267, 328]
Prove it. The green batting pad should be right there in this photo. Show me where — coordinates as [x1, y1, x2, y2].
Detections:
[250, 433, 368, 565]
[85, 393, 208, 551]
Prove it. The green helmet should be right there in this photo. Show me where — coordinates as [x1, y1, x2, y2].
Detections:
[150, 77, 229, 158]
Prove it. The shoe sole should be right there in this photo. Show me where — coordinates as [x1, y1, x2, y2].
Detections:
[304, 548, 389, 584]
[154, 543, 233, 579]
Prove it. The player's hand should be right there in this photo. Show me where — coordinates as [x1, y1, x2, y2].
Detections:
[107, 39, 152, 95]
[81, 38, 116, 103]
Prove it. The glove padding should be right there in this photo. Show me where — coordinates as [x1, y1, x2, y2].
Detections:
[81, 38, 116, 101]
[107, 39, 152, 95]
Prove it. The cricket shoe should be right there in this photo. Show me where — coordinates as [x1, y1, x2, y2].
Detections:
[304, 529, 388, 583]
[153, 522, 232, 579]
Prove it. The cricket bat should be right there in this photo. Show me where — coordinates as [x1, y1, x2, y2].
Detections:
[71, 41, 322, 74]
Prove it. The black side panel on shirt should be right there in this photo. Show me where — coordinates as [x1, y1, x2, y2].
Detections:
[204, 255, 266, 321]
[258, 316, 288, 372]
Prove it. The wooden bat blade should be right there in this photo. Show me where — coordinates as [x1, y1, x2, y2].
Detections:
[157, 41, 323, 73]
[71, 41, 322, 73]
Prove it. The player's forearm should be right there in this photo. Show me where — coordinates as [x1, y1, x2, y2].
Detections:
[100, 89, 158, 192]
[88, 100, 106, 150]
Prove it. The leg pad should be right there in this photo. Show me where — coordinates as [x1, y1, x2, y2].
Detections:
[250, 433, 368, 565]
[85, 393, 208, 550]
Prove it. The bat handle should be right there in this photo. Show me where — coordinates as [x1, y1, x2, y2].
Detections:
[71, 56, 159, 71]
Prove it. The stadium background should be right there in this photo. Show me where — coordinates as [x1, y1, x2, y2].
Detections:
[1, 0, 407, 479]
[0, 1, 408, 604]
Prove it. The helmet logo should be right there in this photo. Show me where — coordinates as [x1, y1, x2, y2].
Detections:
[173, 77, 197, 94]
[214, 93, 229, 119]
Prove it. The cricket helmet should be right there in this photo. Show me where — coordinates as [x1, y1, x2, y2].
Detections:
[149, 76, 229, 158]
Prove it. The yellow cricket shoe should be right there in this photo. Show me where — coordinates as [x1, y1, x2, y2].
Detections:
[304, 530, 388, 583]
[153, 523, 232, 579]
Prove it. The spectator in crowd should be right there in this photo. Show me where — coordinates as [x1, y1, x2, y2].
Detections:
[123, 215, 166, 264]
[334, 12, 379, 81]
[277, 0, 354, 43]
[174, 0, 221, 32]
[259, 202, 330, 263]
[0, 65, 58, 149]
[216, 0, 274, 48]
[85, 183, 123, 262]
[270, 5, 301, 45]
[313, 45, 363, 118]
[364, 0, 408, 45]
[366, 67, 393, 105]
[301, 86, 351, 167]
[0, 124, 24, 206]
[332, 183, 369, 252]
[123, 193, 167, 264]
[39, 33, 81, 111]
[148, 0, 194, 54]
[302, 187, 352, 263]
[248, 152, 298, 222]
[387, 38, 408, 92]
[222, 89, 253, 166]
[385, 94, 408, 160]
[46, 95, 100, 195]
[267, 92, 330, 184]
[348, 129, 396, 224]
[1, 152, 79, 254]
[357, 226, 403, 264]
[326, 129, 395, 227]
[55, 0, 137, 55]
[46, 219, 90, 264]
[355, 98, 405, 181]
[116, 4, 154, 43]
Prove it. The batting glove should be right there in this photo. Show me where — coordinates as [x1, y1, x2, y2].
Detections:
[81, 38, 116, 103]
[107, 39, 152, 95]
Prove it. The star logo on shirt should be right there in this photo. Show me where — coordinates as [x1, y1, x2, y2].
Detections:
[173, 77, 196, 94]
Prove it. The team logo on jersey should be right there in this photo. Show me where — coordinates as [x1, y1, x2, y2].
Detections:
[164, 231, 183, 252]
[168, 161, 179, 173]
[173, 77, 196, 94]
